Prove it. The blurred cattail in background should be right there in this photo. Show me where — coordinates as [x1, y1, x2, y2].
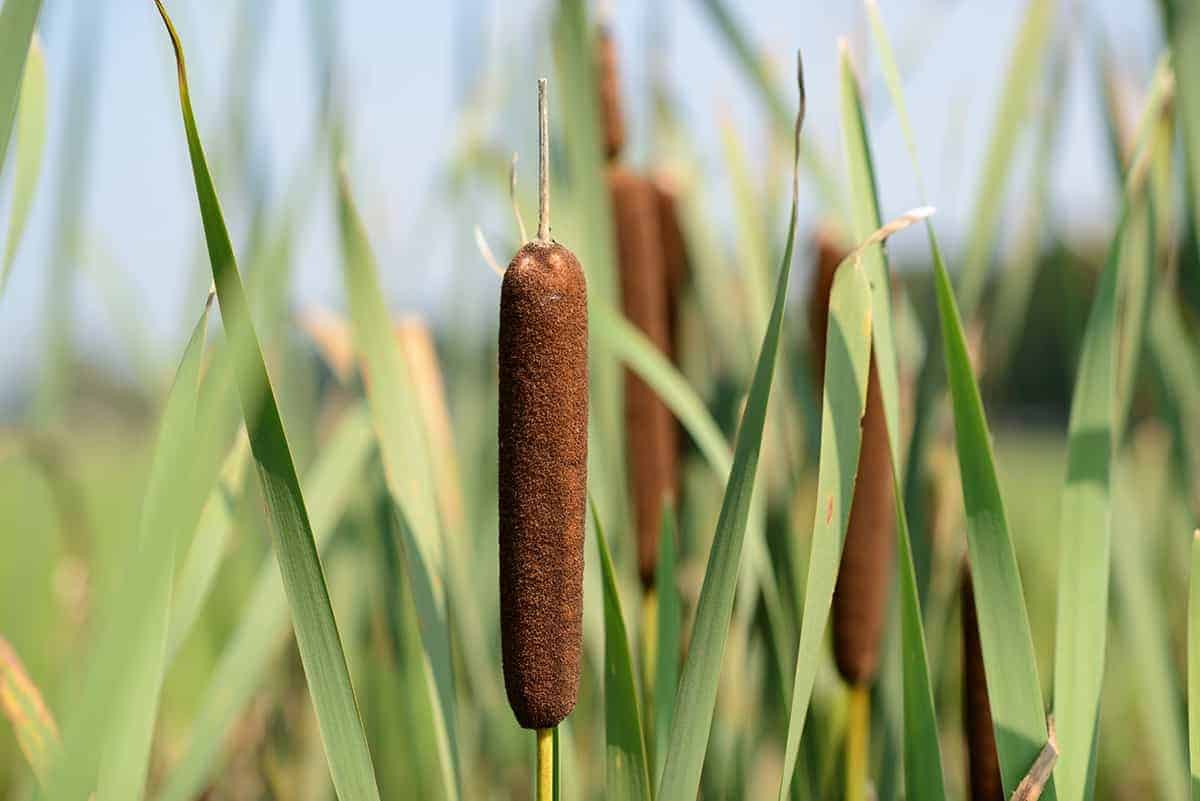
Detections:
[650, 173, 690, 367]
[497, 81, 588, 744]
[598, 25, 678, 589]
[807, 226, 896, 686]
[961, 569, 1004, 801]
[807, 224, 896, 799]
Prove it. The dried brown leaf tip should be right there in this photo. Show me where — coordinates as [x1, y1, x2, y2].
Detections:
[807, 225, 895, 687]
[498, 240, 588, 729]
[609, 165, 678, 587]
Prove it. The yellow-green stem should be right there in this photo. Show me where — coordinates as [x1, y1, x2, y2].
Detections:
[641, 588, 659, 756]
[844, 685, 870, 801]
[536, 728, 554, 801]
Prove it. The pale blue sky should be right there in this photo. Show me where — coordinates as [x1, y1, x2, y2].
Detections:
[0, 0, 1162, 397]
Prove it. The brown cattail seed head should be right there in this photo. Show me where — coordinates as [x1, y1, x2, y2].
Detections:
[651, 174, 690, 362]
[609, 166, 678, 587]
[597, 26, 625, 162]
[808, 226, 895, 686]
[961, 570, 1004, 801]
[498, 240, 588, 730]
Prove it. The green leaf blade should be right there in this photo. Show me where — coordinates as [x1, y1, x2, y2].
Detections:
[839, 33, 947, 801]
[1189, 529, 1200, 801]
[0, 0, 41, 172]
[592, 500, 653, 801]
[775, 255, 874, 801]
[153, 6, 382, 800]
[657, 67, 803, 799]
[335, 171, 461, 801]
[1, 32, 47, 295]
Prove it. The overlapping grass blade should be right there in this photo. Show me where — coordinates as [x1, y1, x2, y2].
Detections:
[656, 54, 803, 801]
[166, 433, 250, 661]
[592, 499, 653, 801]
[0, 0, 41, 172]
[653, 506, 680, 786]
[838, 34, 946, 801]
[1096, 58, 1174, 442]
[865, 8, 1056, 796]
[1148, 292, 1200, 503]
[774, 253, 873, 801]
[1110, 467, 1188, 800]
[158, 406, 375, 801]
[95, 301, 213, 801]
[153, 5, 381, 799]
[1166, 3, 1200, 243]
[1052, 63, 1170, 801]
[37, 299, 213, 801]
[0, 635, 58, 785]
[1190, 529, 1200, 801]
[336, 171, 461, 801]
[930, 200, 1055, 800]
[1, 33, 46, 295]
[955, 0, 1055, 319]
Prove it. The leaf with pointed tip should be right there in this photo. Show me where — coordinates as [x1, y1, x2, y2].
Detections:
[774, 255, 873, 801]
[839, 30, 947, 801]
[152, 6, 381, 799]
[592, 499, 653, 801]
[1, 33, 46, 295]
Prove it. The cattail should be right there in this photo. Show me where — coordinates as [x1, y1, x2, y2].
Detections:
[961, 569, 1004, 801]
[808, 225, 895, 686]
[609, 164, 678, 587]
[650, 174, 690, 363]
[598, 25, 678, 587]
[498, 79, 588, 732]
[596, 25, 625, 162]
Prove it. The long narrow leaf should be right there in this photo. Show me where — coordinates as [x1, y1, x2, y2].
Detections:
[931, 222, 1054, 798]
[775, 253, 873, 801]
[839, 33, 947, 801]
[153, 6, 381, 799]
[1189, 529, 1200, 801]
[1, 33, 46, 294]
[0, 0, 41, 171]
[166, 433, 251, 661]
[656, 54, 804, 801]
[336, 171, 461, 801]
[592, 499, 653, 801]
[95, 301, 212, 801]
[158, 407, 375, 801]
[864, 8, 1056, 796]
[1052, 64, 1170, 801]
[653, 507, 680, 787]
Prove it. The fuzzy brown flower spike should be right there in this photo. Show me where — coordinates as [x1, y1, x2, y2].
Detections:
[597, 25, 625, 162]
[498, 80, 588, 731]
[609, 166, 678, 587]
